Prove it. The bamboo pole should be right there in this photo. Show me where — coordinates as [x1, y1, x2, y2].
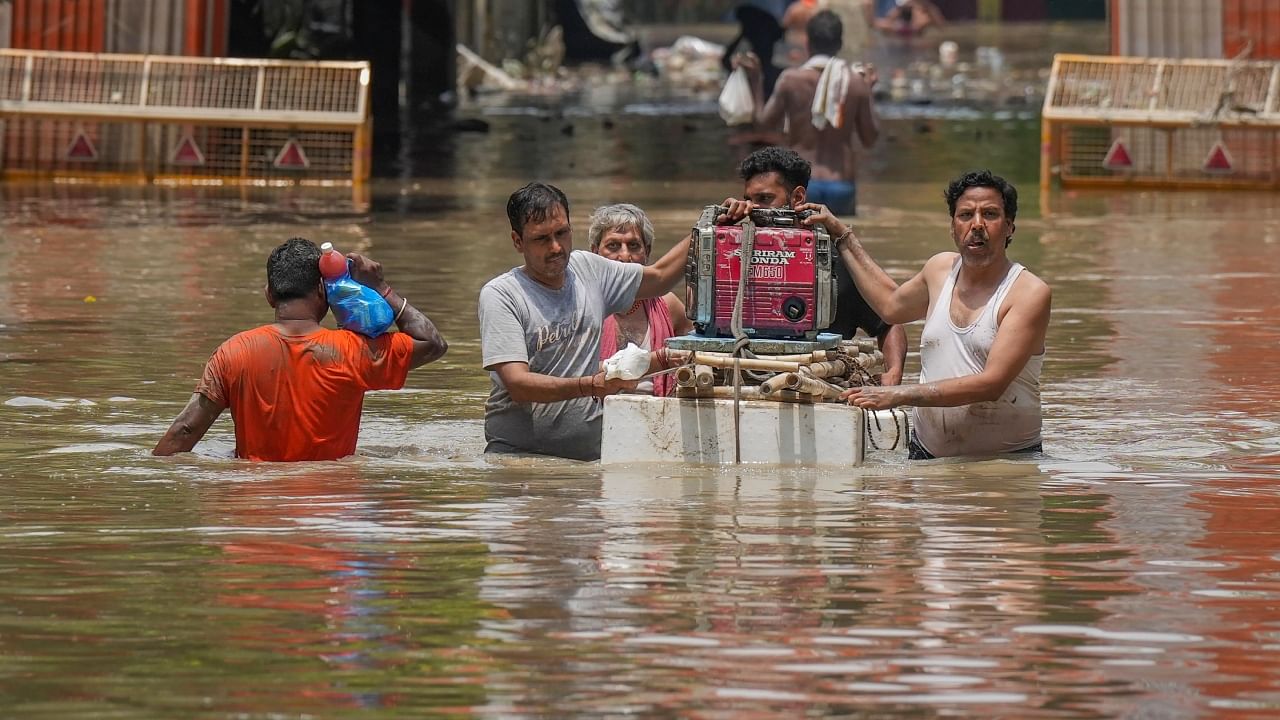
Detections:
[689, 352, 801, 373]
[694, 364, 715, 389]
[804, 360, 848, 378]
[849, 350, 885, 370]
[757, 372, 842, 400]
[675, 364, 717, 388]
[759, 373, 792, 395]
[674, 365, 697, 387]
[774, 351, 829, 363]
[677, 385, 762, 400]
[841, 338, 878, 354]
[790, 374, 843, 400]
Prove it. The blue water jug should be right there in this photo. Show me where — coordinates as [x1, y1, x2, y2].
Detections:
[318, 242, 395, 337]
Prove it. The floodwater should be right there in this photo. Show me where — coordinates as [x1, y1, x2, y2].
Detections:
[4, 21, 1280, 720]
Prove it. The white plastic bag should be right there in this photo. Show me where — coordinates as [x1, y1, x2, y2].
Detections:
[603, 342, 651, 381]
[718, 67, 754, 126]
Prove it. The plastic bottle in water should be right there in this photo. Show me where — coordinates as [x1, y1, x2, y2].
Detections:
[318, 242, 395, 337]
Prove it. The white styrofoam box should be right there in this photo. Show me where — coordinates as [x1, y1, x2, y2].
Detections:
[601, 394, 898, 466]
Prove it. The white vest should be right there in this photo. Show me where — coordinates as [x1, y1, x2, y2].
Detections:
[913, 259, 1043, 457]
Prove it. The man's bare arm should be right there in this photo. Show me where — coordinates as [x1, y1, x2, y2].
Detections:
[844, 278, 1051, 409]
[797, 203, 932, 324]
[838, 239, 936, 325]
[379, 287, 447, 369]
[736, 52, 786, 130]
[153, 393, 224, 456]
[755, 72, 788, 129]
[637, 233, 692, 300]
[877, 324, 908, 386]
[347, 253, 447, 369]
[850, 74, 880, 149]
[492, 362, 635, 404]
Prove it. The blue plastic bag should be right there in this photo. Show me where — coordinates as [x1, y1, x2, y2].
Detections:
[325, 275, 395, 337]
[319, 243, 394, 337]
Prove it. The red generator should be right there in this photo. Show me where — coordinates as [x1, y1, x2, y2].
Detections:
[685, 205, 836, 340]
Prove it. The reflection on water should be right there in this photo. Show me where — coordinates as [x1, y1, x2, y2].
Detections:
[4, 27, 1280, 720]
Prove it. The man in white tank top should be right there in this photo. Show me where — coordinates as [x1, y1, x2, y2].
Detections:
[796, 170, 1051, 459]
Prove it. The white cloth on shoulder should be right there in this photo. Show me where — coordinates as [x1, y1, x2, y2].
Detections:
[804, 54, 850, 130]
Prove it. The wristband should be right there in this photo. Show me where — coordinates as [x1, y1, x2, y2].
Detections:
[835, 229, 854, 247]
[379, 285, 393, 299]
[393, 297, 408, 323]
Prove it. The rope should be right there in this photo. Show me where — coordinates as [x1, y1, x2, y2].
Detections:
[730, 220, 753, 343]
[864, 406, 906, 452]
[730, 219, 756, 464]
[733, 356, 742, 463]
[846, 357, 879, 388]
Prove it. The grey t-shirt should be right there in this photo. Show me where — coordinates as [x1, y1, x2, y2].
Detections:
[479, 250, 643, 460]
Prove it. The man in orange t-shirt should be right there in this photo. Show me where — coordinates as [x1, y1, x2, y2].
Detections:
[153, 237, 447, 461]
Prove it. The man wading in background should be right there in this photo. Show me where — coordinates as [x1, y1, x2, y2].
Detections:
[735, 9, 879, 215]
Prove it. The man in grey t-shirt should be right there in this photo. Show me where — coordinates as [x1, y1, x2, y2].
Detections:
[479, 182, 692, 461]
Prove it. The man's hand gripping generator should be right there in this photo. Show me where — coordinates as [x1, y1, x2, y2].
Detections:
[685, 205, 837, 340]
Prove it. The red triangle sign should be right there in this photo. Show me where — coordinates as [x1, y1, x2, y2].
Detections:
[169, 135, 206, 166]
[1103, 138, 1133, 170]
[273, 139, 310, 170]
[65, 131, 99, 161]
[1203, 142, 1233, 173]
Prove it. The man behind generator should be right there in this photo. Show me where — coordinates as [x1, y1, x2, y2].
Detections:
[718, 146, 906, 385]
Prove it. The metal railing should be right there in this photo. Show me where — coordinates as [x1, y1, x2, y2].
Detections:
[0, 49, 372, 184]
[1041, 53, 1280, 190]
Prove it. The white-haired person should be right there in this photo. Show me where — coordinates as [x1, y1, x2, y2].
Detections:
[588, 203, 694, 396]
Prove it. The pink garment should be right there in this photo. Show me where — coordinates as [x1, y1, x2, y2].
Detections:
[600, 296, 676, 396]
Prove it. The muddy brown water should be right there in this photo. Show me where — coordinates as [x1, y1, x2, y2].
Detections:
[3, 22, 1280, 719]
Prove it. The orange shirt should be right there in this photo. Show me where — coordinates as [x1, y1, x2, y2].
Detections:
[195, 325, 414, 461]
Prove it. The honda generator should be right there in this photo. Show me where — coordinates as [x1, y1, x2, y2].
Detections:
[685, 205, 837, 340]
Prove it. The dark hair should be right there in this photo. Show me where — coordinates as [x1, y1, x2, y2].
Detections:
[506, 182, 570, 234]
[944, 170, 1018, 221]
[266, 237, 322, 301]
[806, 10, 843, 57]
[739, 146, 812, 192]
